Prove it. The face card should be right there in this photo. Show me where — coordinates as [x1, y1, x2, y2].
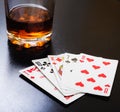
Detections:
[32, 57, 81, 96]
[61, 53, 119, 96]
[19, 65, 84, 105]
[54, 53, 79, 78]
[48, 53, 81, 93]
[48, 53, 79, 84]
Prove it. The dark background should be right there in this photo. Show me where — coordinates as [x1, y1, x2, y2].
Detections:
[0, 0, 120, 112]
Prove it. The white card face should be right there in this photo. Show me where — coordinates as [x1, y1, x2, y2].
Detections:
[32, 57, 81, 96]
[61, 53, 119, 96]
[32, 58, 59, 89]
[48, 54, 81, 94]
[19, 65, 84, 105]
[48, 53, 79, 84]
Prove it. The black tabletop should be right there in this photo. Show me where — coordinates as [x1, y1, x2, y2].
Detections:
[0, 0, 120, 112]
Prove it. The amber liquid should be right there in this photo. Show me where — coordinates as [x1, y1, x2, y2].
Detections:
[6, 4, 53, 47]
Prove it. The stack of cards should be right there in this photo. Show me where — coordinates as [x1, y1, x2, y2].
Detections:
[19, 53, 119, 104]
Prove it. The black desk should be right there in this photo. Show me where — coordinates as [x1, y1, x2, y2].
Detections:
[0, 0, 120, 112]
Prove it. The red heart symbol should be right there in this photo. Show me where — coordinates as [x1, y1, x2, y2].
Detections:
[56, 58, 62, 62]
[86, 58, 94, 62]
[30, 76, 35, 79]
[92, 65, 100, 69]
[93, 86, 103, 91]
[87, 78, 96, 82]
[64, 95, 73, 100]
[103, 61, 111, 66]
[52, 62, 56, 65]
[80, 60, 84, 63]
[27, 66, 37, 73]
[81, 70, 89, 74]
[98, 73, 107, 78]
[75, 82, 84, 87]
[105, 84, 110, 87]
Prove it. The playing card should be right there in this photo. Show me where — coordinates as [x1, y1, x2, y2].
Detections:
[32, 57, 81, 96]
[48, 53, 82, 93]
[54, 53, 79, 78]
[48, 54, 65, 82]
[32, 58, 57, 87]
[60, 53, 119, 96]
[48, 53, 77, 86]
[19, 65, 84, 104]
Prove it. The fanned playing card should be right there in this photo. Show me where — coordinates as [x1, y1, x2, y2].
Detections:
[48, 54, 80, 94]
[48, 54, 64, 82]
[19, 52, 119, 102]
[60, 53, 119, 96]
[32, 57, 81, 96]
[19, 65, 84, 104]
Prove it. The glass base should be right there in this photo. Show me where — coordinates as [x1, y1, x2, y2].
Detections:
[7, 32, 52, 48]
